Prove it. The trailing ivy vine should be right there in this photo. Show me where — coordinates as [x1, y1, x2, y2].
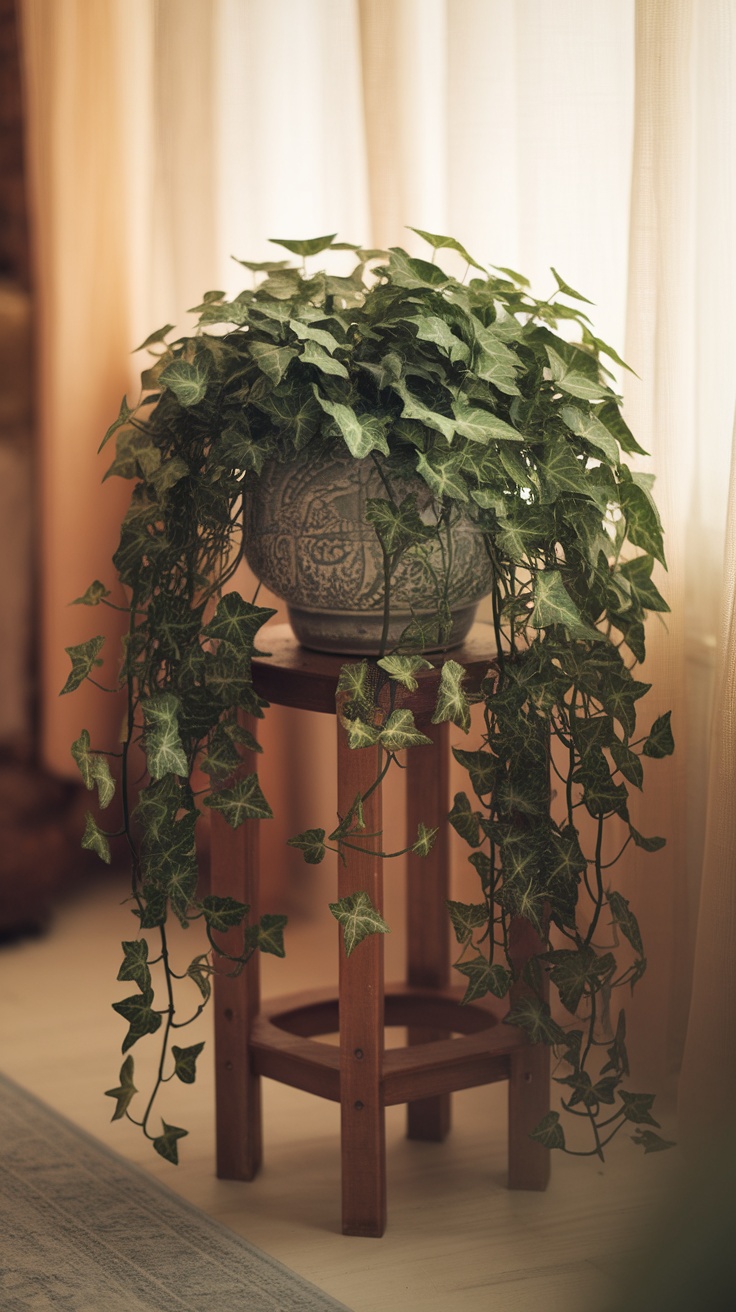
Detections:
[64, 231, 675, 1164]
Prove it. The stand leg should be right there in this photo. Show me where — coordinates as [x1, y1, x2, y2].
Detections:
[336, 716, 386, 1237]
[211, 713, 262, 1181]
[406, 720, 451, 1141]
[507, 914, 551, 1190]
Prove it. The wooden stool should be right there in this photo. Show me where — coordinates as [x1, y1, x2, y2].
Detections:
[210, 623, 550, 1237]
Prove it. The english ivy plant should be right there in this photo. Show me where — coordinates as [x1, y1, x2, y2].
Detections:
[64, 230, 675, 1164]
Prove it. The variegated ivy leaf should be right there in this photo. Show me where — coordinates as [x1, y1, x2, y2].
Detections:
[447, 792, 482, 846]
[365, 495, 434, 557]
[300, 340, 349, 377]
[610, 739, 643, 789]
[82, 812, 111, 864]
[454, 955, 510, 1004]
[379, 709, 432, 752]
[595, 399, 648, 456]
[408, 227, 486, 272]
[60, 635, 105, 695]
[412, 822, 438, 857]
[529, 1110, 566, 1151]
[134, 323, 176, 352]
[432, 660, 471, 733]
[415, 449, 468, 502]
[329, 890, 390, 958]
[159, 356, 209, 407]
[98, 395, 133, 452]
[619, 555, 669, 614]
[341, 714, 382, 749]
[202, 593, 276, 657]
[248, 340, 297, 385]
[258, 913, 288, 957]
[376, 653, 432, 691]
[329, 792, 365, 841]
[618, 1091, 661, 1127]
[452, 398, 521, 445]
[141, 693, 188, 780]
[150, 455, 189, 494]
[288, 318, 343, 354]
[312, 389, 390, 459]
[336, 659, 374, 717]
[545, 345, 611, 402]
[642, 711, 675, 759]
[287, 827, 327, 864]
[112, 988, 162, 1053]
[171, 1042, 205, 1085]
[117, 940, 151, 993]
[504, 995, 568, 1046]
[550, 267, 594, 304]
[453, 746, 496, 797]
[473, 323, 522, 395]
[408, 314, 470, 363]
[560, 404, 619, 464]
[71, 729, 115, 808]
[104, 427, 162, 482]
[541, 948, 616, 1015]
[446, 899, 488, 944]
[71, 580, 111, 606]
[200, 894, 250, 933]
[619, 479, 666, 566]
[530, 570, 601, 641]
[203, 773, 273, 827]
[201, 720, 261, 779]
[152, 1120, 188, 1164]
[628, 823, 666, 853]
[104, 1055, 137, 1121]
[393, 381, 456, 443]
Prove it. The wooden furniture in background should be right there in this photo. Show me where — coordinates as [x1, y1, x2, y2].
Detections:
[209, 623, 550, 1237]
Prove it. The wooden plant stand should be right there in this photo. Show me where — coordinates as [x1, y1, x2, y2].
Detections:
[210, 623, 550, 1237]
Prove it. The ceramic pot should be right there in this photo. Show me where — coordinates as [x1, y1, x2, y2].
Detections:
[242, 448, 493, 654]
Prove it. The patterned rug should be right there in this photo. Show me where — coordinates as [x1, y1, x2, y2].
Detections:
[0, 1071, 351, 1311]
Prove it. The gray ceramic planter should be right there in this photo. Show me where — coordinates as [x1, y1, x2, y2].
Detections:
[242, 449, 494, 654]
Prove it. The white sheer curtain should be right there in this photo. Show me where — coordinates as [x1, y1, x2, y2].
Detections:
[21, 0, 736, 1111]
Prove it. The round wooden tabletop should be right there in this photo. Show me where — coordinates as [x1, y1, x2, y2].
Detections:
[251, 622, 498, 716]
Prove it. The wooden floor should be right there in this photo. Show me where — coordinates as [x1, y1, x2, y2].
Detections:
[0, 870, 680, 1312]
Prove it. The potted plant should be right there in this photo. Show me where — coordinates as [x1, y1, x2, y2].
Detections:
[63, 230, 674, 1165]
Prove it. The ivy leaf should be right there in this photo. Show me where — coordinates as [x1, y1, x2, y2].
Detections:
[141, 693, 189, 780]
[201, 721, 261, 780]
[313, 390, 390, 459]
[620, 481, 666, 566]
[408, 227, 486, 272]
[454, 954, 509, 1003]
[447, 792, 482, 846]
[545, 345, 611, 401]
[409, 313, 470, 363]
[618, 1090, 661, 1127]
[71, 580, 111, 607]
[453, 746, 496, 797]
[287, 827, 327, 864]
[98, 395, 133, 452]
[202, 593, 276, 657]
[642, 711, 675, 759]
[171, 1042, 205, 1085]
[618, 555, 670, 613]
[365, 495, 434, 556]
[610, 739, 643, 789]
[393, 380, 456, 443]
[504, 995, 568, 1045]
[329, 890, 390, 958]
[289, 318, 343, 354]
[341, 714, 382, 749]
[300, 340, 349, 377]
[186, 954, 213, 1002]
[473, 323, 522, 394]
[258, 913, 288, 957]
[204, 774, 273, 827]
[542, 948, 616, 1015]
[529, 1110, 566, 1150]
[60, 636, 105, 695]
[383, 247, 450, 289]
[134, 323, 176, 352]
[415, 448, 468, 502]
[104, 1056, 137, 1121]
[607, 890, 644, 956]
[248, 340, 297, 385]
[152, 1121, 188, 1164]
[336, 660, 374, 717]
[159, 357, 209, 407]
[377, 653, 432, 691]
[560, 404, 619, 464]
[379, 708, 432, 751]
[550, 268, 594, 304]
[71, 730, 115, 808]
[595, 400, 648, 456]
[628, 824, 665, 853]
[446, 900, 488, 944]
[200, 894, 250, 933]
[269, 233, 338, 257]
[538, 436, 597, 502]
[601, 1009, 630, 1077]
[452, 399, 521, 444]
[82, 812, 111, 864]
[117, 940, 151, 993]
[631, 1129, 676, 1153]
[112, 989, 162, 1053]
[412, 822, 438, 857]
[531, 571, 601, 640]
[432, 659, 471, 732]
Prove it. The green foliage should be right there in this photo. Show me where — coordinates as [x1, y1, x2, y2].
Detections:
[69, 231, 674, 1167]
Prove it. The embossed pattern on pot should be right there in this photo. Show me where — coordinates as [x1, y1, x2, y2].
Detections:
[243, 450, 494, 653]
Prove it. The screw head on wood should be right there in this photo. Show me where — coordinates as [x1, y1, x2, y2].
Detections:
[354, 1100, 364, 1110]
